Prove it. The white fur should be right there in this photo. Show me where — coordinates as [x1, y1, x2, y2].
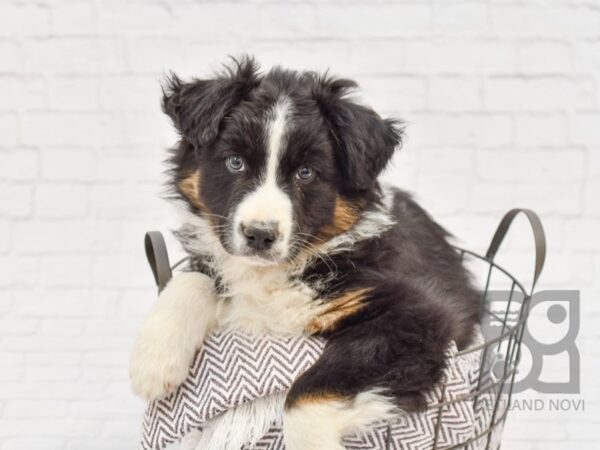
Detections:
[217, 261, 321, 334]
[181, 393, 285, 450]
[232, 98, 294, 260]
[129, 272, 218, 400]
[265, 98, 291, 186]
[283, 389, 399, 450]
[174, 202, 322, 335]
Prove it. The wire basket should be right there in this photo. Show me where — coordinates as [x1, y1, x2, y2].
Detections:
[143, 208, 546, 450]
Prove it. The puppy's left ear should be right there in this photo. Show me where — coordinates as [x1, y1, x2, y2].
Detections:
[315, 77, 403, 192]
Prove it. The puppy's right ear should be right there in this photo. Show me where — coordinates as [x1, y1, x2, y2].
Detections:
[162, 56, 261, 149]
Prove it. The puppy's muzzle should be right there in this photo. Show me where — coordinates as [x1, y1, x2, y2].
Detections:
[240, 221, 280, 252]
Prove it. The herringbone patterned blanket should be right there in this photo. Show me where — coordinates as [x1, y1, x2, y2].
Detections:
[140, 330, 504, 450]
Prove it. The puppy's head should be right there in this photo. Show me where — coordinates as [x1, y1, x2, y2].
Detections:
[164, 57, 402, 265]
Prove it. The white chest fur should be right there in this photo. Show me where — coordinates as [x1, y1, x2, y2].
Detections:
[174, 185, 396, 336]
[174, 206, 322, 335]
[216, 257, 319, 335]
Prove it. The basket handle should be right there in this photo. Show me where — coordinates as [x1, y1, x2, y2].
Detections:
[144, 231, 172, 293]
[485, 208, 546, 294]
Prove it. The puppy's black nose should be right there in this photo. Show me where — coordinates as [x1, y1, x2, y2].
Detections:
[241, 222, 279, 251]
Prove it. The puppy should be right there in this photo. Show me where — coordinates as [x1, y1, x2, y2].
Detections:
[130, 57, 480, 449]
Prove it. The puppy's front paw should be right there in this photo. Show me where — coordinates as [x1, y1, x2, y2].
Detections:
[129, 331, 194, 401]
[129, 272, 218, 401]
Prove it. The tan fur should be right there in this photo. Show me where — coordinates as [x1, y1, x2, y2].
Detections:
[319, 197, 361, 240]
[288, 391, 350, 409]
[178, 170, 205, 211]
[306, 288, 372, 334]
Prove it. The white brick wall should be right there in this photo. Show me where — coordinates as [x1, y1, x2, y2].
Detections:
[0, 0, 598, 448]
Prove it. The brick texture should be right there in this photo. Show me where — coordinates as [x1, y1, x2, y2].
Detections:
[0, 1, 598, 449]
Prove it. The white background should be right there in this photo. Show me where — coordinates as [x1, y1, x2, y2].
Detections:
[0, 0, 598, 448]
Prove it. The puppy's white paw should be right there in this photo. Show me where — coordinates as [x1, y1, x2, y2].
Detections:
[129, 272, 217, 401]
[129, 331, 193, 401]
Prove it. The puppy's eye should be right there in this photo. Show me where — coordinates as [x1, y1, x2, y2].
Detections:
[226, 154, 245, 172]
[296, 166, 315, 182]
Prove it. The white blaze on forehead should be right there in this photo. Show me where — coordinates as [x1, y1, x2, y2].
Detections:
[232, 97, 294, 258]
[264, 97, 292, 185]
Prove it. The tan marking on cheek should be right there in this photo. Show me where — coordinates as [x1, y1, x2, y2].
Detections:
[306, 288, 372, 334]
[319, 197, 360, 240]
[285, 198, 362, 268]
[178, 170, 205, 211]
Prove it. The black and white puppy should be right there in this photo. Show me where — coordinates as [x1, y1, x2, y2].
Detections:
[130, 57, 480, 449]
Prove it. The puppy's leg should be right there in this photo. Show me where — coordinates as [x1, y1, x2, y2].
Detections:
[283, 337, 398, 450]
[283, 287, 449, 449]
[283, 389, 395, 450]
[130, 272, 217, 400]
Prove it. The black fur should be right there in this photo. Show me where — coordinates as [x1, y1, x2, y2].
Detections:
[163, 57, 481, 414]
[162, 57, 261, 150]
[313, 76, 403, 192]
[287, 192, 479, 410]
